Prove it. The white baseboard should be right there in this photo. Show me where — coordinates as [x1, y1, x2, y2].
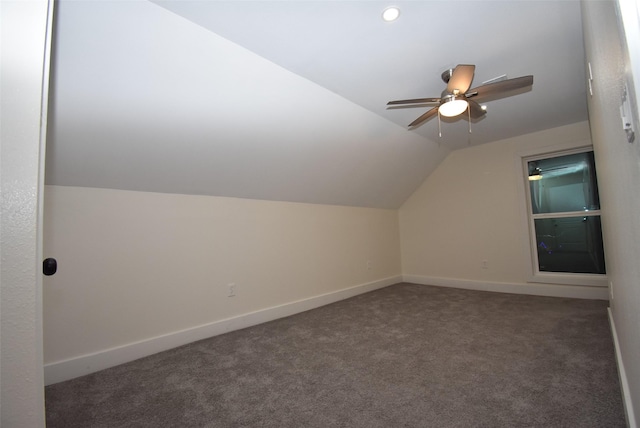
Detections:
[402, 274, 609, 300]
[44, 275, 401, 386]
[608, 308, 638, 428]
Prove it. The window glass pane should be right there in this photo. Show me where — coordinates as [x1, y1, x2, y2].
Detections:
[528, 152, 600, 214]
[534, 216, 606, 274]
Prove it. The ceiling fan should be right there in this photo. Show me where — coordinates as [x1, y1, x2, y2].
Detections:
[387, 64, 533, 128]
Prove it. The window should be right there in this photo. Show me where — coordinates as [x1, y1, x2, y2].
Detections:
[523, 149, 606, 284]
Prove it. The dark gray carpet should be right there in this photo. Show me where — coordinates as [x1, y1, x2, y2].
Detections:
[45, 283, 626, 427]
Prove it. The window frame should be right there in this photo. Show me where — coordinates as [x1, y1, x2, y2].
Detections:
[516, 141, 608, 287]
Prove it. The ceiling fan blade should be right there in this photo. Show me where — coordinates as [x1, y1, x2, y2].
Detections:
[387, 97, 440, 105]
[467, 100, 486, 119]
[465, 75, 533, 101]
[409, 106, 439, 127]
[447, 64, 475, 94]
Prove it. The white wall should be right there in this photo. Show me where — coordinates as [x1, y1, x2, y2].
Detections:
[43, 185, 401, 383]
[47, 0, 449, 210]
[582, 0, 640, 425]
[399, 121, 607, 299]
[1, 0, 52, 426]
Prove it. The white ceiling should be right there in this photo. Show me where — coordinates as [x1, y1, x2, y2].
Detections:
[46, 0, 588, 209]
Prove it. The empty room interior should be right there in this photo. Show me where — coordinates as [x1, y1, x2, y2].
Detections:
[3, 0, 640, 426]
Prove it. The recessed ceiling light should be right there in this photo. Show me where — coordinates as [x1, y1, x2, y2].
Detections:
[382, 6, 400, 22]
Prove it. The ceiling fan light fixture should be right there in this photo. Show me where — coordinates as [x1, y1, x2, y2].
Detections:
[382, 6, 400, 22]
[439, 97, 468, 117]
[529, 167, 543, 181]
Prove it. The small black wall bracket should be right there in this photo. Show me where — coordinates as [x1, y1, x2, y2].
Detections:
[43, 258, 57, 276]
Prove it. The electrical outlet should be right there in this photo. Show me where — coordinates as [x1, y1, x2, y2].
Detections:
[366, 260, 372, 271]
[481, 260, 489, 269]
[227, 283, 236, 297]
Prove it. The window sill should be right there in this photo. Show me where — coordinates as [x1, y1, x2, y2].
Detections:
[528, 272, 608, 287]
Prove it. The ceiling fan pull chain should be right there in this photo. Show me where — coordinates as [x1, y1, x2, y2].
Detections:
[438, 110, 442, 137]
[467, 107, 472, 145]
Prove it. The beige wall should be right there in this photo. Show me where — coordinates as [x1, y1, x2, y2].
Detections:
[43, 186, 400, 365]
[399, 121, 593, 288]
[582, 0, 640, 423]
[43, 122, 609, 383]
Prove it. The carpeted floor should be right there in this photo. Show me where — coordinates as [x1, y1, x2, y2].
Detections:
[45, 283, 626, 427]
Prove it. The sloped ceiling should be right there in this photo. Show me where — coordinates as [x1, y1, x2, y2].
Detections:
[46, 0, 588, 209]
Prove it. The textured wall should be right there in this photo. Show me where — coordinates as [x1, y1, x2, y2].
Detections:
[0, 0, 52, 426]
[582, 0, 640, 423]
